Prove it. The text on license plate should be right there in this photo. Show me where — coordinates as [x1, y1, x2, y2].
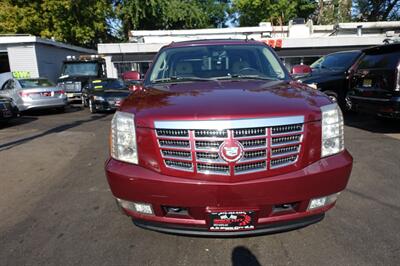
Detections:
[209, 211, 255, 231]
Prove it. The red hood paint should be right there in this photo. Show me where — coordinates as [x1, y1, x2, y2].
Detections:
[120, 80, 331, 128]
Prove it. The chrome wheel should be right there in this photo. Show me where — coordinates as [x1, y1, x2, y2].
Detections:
[89, 99, 96, 113]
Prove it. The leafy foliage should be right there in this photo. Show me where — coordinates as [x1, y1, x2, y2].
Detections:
[0, 0, 115, 48]
[316, 0, 352, 24]
[231, 0, 317, 26]
[115, 0, 228, 39]
[353, 0, 400, 21]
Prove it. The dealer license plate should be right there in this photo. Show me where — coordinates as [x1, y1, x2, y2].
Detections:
[66, 93, 74, 98]
[209, 211, 255, 231]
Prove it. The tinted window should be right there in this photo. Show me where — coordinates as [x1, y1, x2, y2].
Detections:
[19, 79, 54, 88]
[310, 52, 360, 70]
[148, 44, 286, 83]
[358, 52, 400, 69]
[91, 79, 125, 90]
[62, 62, 99, 76]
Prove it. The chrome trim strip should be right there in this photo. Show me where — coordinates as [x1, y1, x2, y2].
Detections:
[160, 151, 192, 161]
[235, 166, 267, 175]
[350, 95, 390, 102]
[271, 140, 302, 148]
[197, 169, 230, 176]
[154, 116, 305, 130]
[271, 129, 303, 136]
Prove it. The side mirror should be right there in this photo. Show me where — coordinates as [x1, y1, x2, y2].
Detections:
[122, 71, 142, 81]
[291, 64, 312, 75]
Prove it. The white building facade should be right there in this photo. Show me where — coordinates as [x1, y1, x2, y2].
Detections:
[0, 35, 96, 82]
[98, 21, 400, 78]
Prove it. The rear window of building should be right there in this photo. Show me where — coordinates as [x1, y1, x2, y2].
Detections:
[358, 51, 400, 69]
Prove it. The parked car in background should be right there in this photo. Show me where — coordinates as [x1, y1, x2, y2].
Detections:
[0, 95, 19, 123]
[295, 50, 363, 111]
[348, 43, 400, 119]
[0, 72, 67, 112]
[81, 78, 130, 113]
[122, 71, 143, 91]
[105, 39, 353, 236]
[57, 55, 106, 103]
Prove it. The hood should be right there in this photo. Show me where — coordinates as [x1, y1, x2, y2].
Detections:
[297, 68, 345, 84]
[121, 80, 331, 128]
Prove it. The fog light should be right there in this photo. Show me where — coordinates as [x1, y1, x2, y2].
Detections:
[308, 193, 340, 210]
[116, 198, 154, 215]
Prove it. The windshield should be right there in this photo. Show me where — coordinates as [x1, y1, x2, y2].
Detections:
[62, 62, 99, 76]
[148, 44, 286, 84]
[19, 79, 54, 88]
[91, 79, 126, 90]
[310, 52, 360, 71]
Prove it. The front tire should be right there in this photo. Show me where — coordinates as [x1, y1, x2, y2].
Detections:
[89, 99, 97, 114]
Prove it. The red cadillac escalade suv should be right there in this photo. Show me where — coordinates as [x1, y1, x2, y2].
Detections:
[105, 39, 353, 236]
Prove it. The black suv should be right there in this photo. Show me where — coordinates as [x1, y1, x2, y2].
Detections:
[296, 50, 362, 111]
[348, 43, 400, 118]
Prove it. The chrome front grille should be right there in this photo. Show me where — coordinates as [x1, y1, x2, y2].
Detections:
[157, 129, 189, 137]
[159, 139, 190, 148]
[235, 161, 266, 174]
[195, 140, 223, 150]
[233, 128, 266, 138]
[155, 116, 304, 175]
[197, 163, 230, 175]
[62, 82, 81, 92]
[194, 129, 227, 138]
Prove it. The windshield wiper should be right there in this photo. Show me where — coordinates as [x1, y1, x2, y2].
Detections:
[213, 75, 280, 81]
[152, 76, 211, 83]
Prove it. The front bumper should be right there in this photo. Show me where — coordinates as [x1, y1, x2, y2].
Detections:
[105, 151, 352, 236]
[350, 95, 400, 118]
[66, 92, 82, 102]
[133, 213, 325, 237]
[93, 100, 119, 111]
[18, 99, 67, 111]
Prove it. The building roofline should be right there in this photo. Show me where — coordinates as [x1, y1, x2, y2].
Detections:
[0, 35, 96, 54]
[98, 35, 389, 54]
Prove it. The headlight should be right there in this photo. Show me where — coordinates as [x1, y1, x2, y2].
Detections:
[321, 103, 344, 157]
[93, 96, 104, 101]
[111, 111, 138, 164]
[308, 83, 318, 90]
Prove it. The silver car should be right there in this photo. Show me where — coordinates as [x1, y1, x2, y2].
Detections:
[0, 74, 67, 112]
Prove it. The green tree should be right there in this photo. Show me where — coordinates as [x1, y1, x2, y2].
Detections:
[316, 0, 352, 24]
[0, 0, 115, 48]
[353, 0, 400, 21]
[231, 0, 317, 26]
[115, 0, 228, 39]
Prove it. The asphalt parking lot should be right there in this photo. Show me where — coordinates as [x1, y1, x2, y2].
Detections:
[0, 106, 399, 266]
